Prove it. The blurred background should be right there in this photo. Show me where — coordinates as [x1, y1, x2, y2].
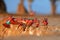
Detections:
[4, 0, 60, 14]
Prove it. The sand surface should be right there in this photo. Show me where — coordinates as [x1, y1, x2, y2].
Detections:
[0, 35, 59, 40]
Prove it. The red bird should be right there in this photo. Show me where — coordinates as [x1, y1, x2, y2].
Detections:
[42, 18, 48, 26]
